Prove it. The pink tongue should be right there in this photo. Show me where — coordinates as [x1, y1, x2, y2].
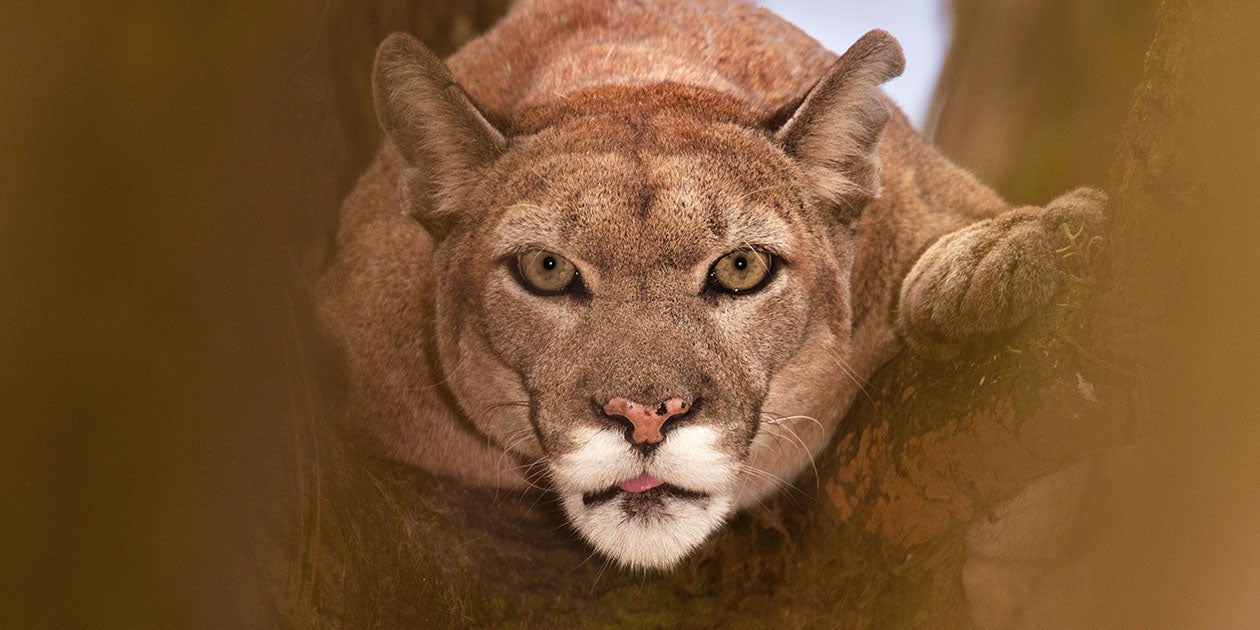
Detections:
[617, 473, 665, 493]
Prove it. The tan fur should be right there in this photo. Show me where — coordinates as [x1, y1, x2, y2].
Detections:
[318, 0, 1106, 569]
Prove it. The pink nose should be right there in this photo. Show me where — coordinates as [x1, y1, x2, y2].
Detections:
[602, 397, 690, 444]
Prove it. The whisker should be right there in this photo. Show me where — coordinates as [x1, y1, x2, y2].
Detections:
[591, 557, 613, 593]
[734, 462, 754, 501]
[418, 347, 467, 390]
[734, 182, 789, 202]
[762, 413, 826, 435]
[747, 463, 812, 510]
[739, 238, 773, 275]
[739, 464, 806, 510]
[826, 347, 874, 401]
[574, 547, 601, 571]
[525, 485, 553, 510]
[740, 465, 792, 491]
[484, 412, 547, 496]
[488, 448, 539, 501]
[548, 517, 577, 535]
[760, 422, 820, 494]
[755, 413, 823, 495]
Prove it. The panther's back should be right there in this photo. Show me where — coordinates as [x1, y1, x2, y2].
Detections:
[448, 0, 838, 118]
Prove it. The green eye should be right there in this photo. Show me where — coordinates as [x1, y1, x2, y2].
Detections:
[515, 250, 579, 294]
[709, 248, 774, 294]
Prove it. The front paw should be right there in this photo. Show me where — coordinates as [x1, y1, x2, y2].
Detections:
[897, 187, 1106, 359]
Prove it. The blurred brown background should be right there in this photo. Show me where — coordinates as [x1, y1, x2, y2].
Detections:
[3, 0, 1257, 627]
[929, 0, 1160, 205]
[0, 1, 508, 627]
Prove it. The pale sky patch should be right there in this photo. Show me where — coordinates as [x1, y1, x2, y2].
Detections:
[757, 0, 950, 130]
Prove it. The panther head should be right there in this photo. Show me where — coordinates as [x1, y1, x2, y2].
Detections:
[371, 30, 903, 569]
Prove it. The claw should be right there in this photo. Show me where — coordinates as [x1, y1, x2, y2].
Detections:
[1056, 221, 1103, 262]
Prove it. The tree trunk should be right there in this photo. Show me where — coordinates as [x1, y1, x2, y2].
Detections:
[928, 0, 1159, 205]
[276, 1, 1260, 627]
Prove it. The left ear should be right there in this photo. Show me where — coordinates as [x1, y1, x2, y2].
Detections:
[373, 32, 507, 238]
[775, 29, 905, 219]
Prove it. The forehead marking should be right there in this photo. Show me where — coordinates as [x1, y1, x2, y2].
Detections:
[633, 183, 656, 221]
[493, 151, 798, 263]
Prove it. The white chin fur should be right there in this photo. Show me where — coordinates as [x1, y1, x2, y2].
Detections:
[561, 491, 735, 570]
[550, 425, 740, 569]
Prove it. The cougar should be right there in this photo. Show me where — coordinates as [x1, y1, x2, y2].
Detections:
[318, 0, 1105, 570]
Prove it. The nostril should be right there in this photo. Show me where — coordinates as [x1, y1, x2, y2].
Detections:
[600, 398, 637, 422]
[600, 396, 696, 445]
[662, 397, 691, 419]
[596, 400, 629, 425]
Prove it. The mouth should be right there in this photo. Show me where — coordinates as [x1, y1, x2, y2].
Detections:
[581, 472, 711, 513]
[552, 425, 740, 568]
[561, 468, 734, 569]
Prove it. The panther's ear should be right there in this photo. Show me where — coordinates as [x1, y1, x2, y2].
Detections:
[775, 29, 905, 221]
[373, 33, 506, 236]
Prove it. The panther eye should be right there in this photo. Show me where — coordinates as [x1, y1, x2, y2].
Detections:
[708, 247, 774, 294]
[515, 249, 579, 294]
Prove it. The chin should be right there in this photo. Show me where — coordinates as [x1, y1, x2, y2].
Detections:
[548, 424, 741, 570]
[560, 486, 736, 570]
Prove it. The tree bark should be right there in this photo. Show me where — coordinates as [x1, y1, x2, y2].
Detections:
[278, 1, 1260, 627]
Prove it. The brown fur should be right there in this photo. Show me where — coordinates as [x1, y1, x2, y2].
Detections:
[318, 0, 1105, 568]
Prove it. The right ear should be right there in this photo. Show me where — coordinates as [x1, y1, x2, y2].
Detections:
[372, 33, 505, 235]
[774, 30, 905, 221]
